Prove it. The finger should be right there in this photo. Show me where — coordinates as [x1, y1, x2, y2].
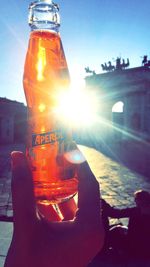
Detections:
[76, 160, 101, 222]
[11, 151, 37, 230]
[37, 204, 62, 222]
[58, 198, 77, 220]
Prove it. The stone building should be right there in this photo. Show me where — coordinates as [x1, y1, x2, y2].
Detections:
[85, 66, 150, 176]
[0, 98, 27, 144]
[85, 66, 150, 142]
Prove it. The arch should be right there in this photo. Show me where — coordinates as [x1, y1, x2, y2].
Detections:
[112, 101, 124, 113]
[111, 101, 124, 126]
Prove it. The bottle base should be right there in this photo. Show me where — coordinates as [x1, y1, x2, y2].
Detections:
[34, 178, 78, 204]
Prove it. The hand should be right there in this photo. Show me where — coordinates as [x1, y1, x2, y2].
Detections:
[4, 151, 104, 267]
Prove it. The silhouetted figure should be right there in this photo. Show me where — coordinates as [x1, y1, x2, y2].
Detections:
[85, 66, 96, 75]
[101, 62, 115, 72]
[121, 58, 130, 69]
[108, 61, 115, 71]
[102, 190, 150, 260]
[101, 58, 130, 72]
[142, 55, 148, 65]
[144, 60, 150, 67]
[115, 58, 130, 70]
[141, 55, 150, 67]
[101, 63, 108, 71]
[116, 57, 122, 70]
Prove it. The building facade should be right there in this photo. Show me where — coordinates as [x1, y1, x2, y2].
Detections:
[85, 66, 150, 142]
[85, 66, 150, 176]
[0, 98, 27, 144]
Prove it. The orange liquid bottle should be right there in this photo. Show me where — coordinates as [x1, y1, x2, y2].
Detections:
[23, 0, 78, 204]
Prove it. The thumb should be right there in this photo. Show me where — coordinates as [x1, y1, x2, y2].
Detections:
[76, 160, 101, 222]
[11, 152, 37, 230]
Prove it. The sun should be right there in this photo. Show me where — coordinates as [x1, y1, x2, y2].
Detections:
[55, 84, 99, 128]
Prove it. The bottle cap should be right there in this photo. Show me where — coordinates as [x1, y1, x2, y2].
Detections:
[28, 0, 60, 31]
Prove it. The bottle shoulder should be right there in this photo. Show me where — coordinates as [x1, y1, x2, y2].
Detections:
[30, 30, 60, 40]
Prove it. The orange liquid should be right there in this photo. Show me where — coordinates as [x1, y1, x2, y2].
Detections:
[23, 30, 78, 204]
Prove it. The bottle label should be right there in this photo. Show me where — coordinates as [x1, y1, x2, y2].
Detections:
[32, 130, 64, 147]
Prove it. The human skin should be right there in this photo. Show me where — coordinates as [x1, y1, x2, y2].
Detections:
[4, 151, 104, 267]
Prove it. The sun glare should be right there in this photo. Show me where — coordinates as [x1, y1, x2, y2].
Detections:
[36, 45, 46, 81]
[55, 85, 99, 128]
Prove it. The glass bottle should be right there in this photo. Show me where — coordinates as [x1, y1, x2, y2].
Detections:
[23, 0, 78, 204]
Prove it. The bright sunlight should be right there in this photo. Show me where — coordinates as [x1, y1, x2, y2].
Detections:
[112, 101, 124, 113]
[55, 85, 99, 128]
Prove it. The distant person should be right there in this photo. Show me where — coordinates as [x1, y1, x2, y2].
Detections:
[101, 190, 150, 260]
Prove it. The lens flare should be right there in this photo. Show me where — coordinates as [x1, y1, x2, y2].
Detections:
[64, 149, 86, 164]
[55, 87, 99, 128]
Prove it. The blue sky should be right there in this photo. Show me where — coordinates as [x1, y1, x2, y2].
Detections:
[1, 0, 150, 103]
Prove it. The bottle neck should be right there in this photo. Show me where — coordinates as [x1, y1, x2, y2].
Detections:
[28, 0, 60, 33]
